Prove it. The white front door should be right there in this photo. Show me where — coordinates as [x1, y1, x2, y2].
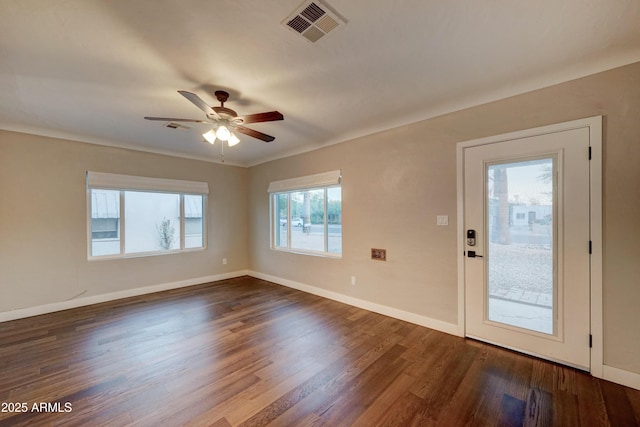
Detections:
[461, 120, 598, 370]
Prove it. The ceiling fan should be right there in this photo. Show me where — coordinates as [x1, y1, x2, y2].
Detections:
[145, 90, 284, 145]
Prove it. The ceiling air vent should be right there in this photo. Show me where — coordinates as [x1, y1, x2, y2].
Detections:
[282, 0, 346, 43]
[165, 122, 191, 130]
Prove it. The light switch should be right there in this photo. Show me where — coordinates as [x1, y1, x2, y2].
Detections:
[437, 215, 449, 226]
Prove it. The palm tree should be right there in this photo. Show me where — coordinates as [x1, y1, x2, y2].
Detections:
[493, 166, 511, 245]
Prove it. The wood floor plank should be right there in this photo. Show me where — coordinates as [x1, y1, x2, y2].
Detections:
[314, 344, 411, 426]
[0, 276, 639, 426]
[345, 373, 416, 427]
[428, 345, 506, 426]
[498, 393, 527, 427]
[523, 388, 552, 427]
[628, 387, 640, 425]
[374, 390, 426, 427]
[573, 372, 609, 426]
[600, 377, 639, 426]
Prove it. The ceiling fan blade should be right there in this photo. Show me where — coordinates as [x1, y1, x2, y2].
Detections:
[234, 125, 276, 142]
[144, 117, 207, 123]
[237, 111, 284, 124]
[178, 90, 221, 120]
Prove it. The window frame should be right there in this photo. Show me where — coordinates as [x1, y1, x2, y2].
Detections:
[86, 172, 208, 260]
[268, 171, 342, 258]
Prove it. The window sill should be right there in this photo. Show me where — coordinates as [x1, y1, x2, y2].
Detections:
[88, 246, 206, 261]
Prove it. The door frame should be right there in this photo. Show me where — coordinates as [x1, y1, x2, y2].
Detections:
[456, 116, 603, 377]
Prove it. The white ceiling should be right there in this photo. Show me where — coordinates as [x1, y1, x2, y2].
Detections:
[1, 0, 639, 167]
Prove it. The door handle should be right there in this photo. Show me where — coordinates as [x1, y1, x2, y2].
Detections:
[467, 250, 483, 258]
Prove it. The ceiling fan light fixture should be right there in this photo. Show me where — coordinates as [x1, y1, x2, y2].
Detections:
[216, 125, 231, 141]
[228, 133, 240, 147]
[203, 129, 216, 144]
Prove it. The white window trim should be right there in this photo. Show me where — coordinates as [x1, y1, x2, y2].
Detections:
[86, 172, 208, 260]
[87, 171, 209, 194]
[267, 170, 341, 193]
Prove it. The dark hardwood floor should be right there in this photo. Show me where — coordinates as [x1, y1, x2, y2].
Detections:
[0, 276, 639, 426]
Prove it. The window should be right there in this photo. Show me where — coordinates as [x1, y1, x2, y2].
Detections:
[184, 194, 205, 249]
[269, 170, 342, 256]
[90, 189, 120, 256]
[87, 172, 207, 259]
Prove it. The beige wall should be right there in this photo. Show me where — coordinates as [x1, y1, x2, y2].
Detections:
[0, 131, 248, 312]
[248, 61, 640, 374]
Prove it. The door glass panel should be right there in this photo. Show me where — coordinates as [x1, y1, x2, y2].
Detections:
[486, 158, 554, 334]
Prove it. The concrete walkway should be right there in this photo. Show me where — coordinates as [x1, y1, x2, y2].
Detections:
[487, 240, 554, 334]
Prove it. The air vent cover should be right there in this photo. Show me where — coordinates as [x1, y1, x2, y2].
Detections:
[165, 122, 191, 130]
[282, 0, 346, 43]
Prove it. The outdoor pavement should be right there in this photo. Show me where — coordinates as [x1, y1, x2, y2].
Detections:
[487, 238, 554, 335]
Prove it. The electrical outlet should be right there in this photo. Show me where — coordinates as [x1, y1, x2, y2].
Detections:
[371, 248, 386, 261]
[222, 258, 227, 265]
[351, 276, 356, 285]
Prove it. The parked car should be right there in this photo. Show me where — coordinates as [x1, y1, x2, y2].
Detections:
[280, 217, 304, 227]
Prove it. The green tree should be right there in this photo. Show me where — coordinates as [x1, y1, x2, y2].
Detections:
[327, 200, 341, 224]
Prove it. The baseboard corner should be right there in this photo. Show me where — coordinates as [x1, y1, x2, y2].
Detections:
[603, 365, 640, 391]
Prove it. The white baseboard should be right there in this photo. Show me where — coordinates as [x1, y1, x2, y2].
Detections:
[603, 365, 640, 391]
[248, 270, 461, 337]
[0, 270, 249, 323]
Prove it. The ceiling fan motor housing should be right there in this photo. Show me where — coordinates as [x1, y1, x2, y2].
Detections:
[211, 107, 238, 121]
